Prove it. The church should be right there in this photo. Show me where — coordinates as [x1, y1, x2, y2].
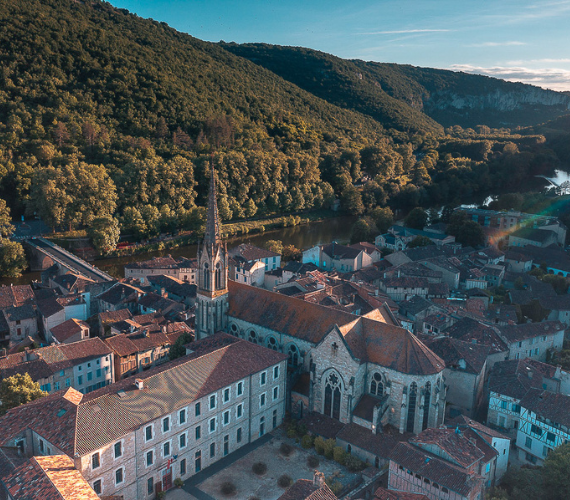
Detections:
[195, 167, 447, 435]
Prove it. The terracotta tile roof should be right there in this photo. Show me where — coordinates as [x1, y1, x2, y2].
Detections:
[423, 337, 489, 375]
[3, 455, 99, 500]
[390, 442, 484, 497]
[0, 357, 54, 382]
[147, 275, 196, 297]
[137, 292, 179, 311]
[277, 479, 337, 500]
[519, 388, 570, 427]
[446, 318, 508, 354]
[337, 423, 410, 458]
[0, 334, 286, 458]
[399, 296, 434, 316]
[488, 358, 558, 400]
[499, 321, 565, 344]
[411, 428, 484, 468]
[124, 255, 182, 270]
[99, 309, 133, 325]
[229, 243, 280, 261]
[52, 274, 96, 293]
[3, 304, 36, 322]
[385, 277, 429, 289]
[341, 319, 445, 375]
[352, 394, 388, 422]
[374, 487, 429, 500]
[228, 280, 359, 344]
[447, 415, 509, 442]
[96, 283, 143, 305]
[50, 318, 89, 343]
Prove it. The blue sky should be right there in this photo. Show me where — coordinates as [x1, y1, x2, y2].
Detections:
[109, 0, 570, 91]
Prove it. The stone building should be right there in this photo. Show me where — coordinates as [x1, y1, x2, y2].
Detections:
[0, 333, 286, 499]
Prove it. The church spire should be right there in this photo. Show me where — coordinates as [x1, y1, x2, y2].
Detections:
[204, 161, 221, 246]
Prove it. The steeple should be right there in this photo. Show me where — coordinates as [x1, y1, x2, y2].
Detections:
[204, 162, 221, 246]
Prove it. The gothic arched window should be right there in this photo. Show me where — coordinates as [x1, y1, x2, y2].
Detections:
[266, 336, 278, 351]
[422, 382, 431, 431]
[288, 344, 300, 366]
[370, 373, 384, 397]
[215, 262, 222, 290]
[230, 323, 239, 337]
[247, 330, 258, 344]
[324, 371, 342, 420]
[203, 263, 210, 290]
[406, 382, 418, 433]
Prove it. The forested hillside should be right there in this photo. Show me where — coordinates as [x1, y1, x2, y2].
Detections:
[0, 0, 568, 244]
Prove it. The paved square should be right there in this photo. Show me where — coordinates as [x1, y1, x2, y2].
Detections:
[196, 432, 360, 499]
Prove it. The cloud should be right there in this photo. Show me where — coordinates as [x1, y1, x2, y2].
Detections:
[467, 41, 527, 47]
[449, 64, 570, 91]
[507, 58, 570, 65]
[358, 29, 451, 35]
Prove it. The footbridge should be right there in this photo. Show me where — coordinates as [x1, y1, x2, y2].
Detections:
[26, 238, 114, 282]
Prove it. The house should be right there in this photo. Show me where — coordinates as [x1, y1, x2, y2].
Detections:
[302, 242, 373, 272]
[229, 256, 266, 286]
[376, 226, 455, 251]
[2, 305, 37, 345]
[49, 273, 114, 317]
[0, 455, 100, 500]
[374, 488, 429, 500]
[424, 337, 489, 419]
[508, 227, 560, 248]
[105, 324, 191, 380]
[487, 358, 570, 439]
[37, 294, 88, 342]
[124, 256, 198, 285]
[515, 388, 570, 465]
[228, 243, 281, 271]
[147, 275, 197, 307]
[421, 257, 460, 290]
[380, 277, 429, 302]
[137, 293, 183, 316]
[96, 282, 145, 313]
[98, 309, 133, 337]
[277, 471, 337, 500]
[0, 333, 287, 499]
[497, 321, 565, 362]
[504, 250, 533, 273]
[481, 265, 505, 288]
[350, 242, 383, 263]
[0, 351, 56, 394]
[399, 296, 440, 334]
[388, 428, 485, 500]
[50, 318, 90, 344]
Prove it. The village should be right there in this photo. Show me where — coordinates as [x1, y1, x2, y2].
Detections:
[1, 175, 570, 500]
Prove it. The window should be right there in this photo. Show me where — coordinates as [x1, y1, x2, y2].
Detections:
[163, 441, 171, 457]
[223, 387, 230, 403]
[162, 416, 170, 433]
[543, 446, 550, 457]
[260, 393, 266, 407]
[273, 386, 279, 401]
[209, 417, 216, 433]
[39, 440, 44, 453]
[78, 375, 83, 385]
[65, 378, 71, 387]
[196, 426, 201, 440]
[260, 371, 267, 386]
[114, 441, 122, 459]
[273, 365, 279, 380]
[93, 480, 102, 495]
[237, 427, 242, 443]
[180, 458, 186, 475]
[92, 453, 100, 469]
[547, 432, 556, 442]
[237, 381, 243, 396]
[442, 487, 449, 493]
[260, 416, 265, 437]
[146, 450, 153, 467]
[180, 433, 187, 449]
[179, 408, 187, 425]
[237, 403, 243, 419]
[486, 463, 491, 473]
[223, 410, 230, 425]
[87, 372, 93, 381]
[210, 442, 216, 458]
[195, 451, 202, 473]
[273, 409, 277, 429]
[195, 402, 201, 417]
[526, 437, 533, 449]
[54, 382, 60, 391]
[531, 424, 543, 436]
[145, 425, 153, 442]
[147, 478, 154, 495]
[370, 373, 384, 396]
[209, 394, 216, 410]
[115, 468, 124, 485]
[512, 404, 521, 413]
[224, 434, 229, 456]
[501, 400, 508, 409]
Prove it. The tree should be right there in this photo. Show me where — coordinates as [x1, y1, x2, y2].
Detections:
[169, 332, 194, 361]
[121, 207, 147, 240]
[264, 240, 283, 255]
[350, 217, 377, 244]
[369, 207, 393, 234]
[282, 245, 302, 261]
[0, 373, 47, 416]
[408, 235, 433, 248]
[0, 198, 15, 239]
[405, 207, 428, 230]
[88, 216, 121, 255]
[543, 443, 570, 500]
[340, 185, 364, 215]
[0, 241, 27, 277]
[456, 221, 485, 247]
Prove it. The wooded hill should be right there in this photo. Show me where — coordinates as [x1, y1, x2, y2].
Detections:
[0, 0, 568, 239]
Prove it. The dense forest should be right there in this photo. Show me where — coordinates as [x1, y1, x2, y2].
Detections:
[0, 0, 569, 250]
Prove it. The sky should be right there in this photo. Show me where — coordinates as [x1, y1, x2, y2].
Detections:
[109, 0, 570, 91]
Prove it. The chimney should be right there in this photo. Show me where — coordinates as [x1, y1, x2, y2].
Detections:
[162, 325, 167, 334]
[135, 379, 144, 390]
[161, 287, 167, 298]
[313, 470, 325, 488]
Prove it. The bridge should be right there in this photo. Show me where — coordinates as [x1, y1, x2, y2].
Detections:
[26, 238, 115, 282]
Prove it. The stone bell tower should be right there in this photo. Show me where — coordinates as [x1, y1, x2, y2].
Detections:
[195, 163, 229, 339]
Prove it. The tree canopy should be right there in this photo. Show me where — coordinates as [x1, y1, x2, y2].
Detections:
[0, 373, 47, 415]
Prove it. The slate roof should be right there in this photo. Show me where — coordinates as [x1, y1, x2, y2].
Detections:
[510, 227, 557, 243]
[423, 337, 489, 375]
[390, 442, 484, 497]
[277, 479, 337, 500]
[97, 282, 143, 305]
[3, 305, 36, 322]
[124, 255, 182, 270]
[399, 296, 434, 316]
[51, 274, 96, 293]
[519, 388, 570, 427]
[488, 358, 558, 400]
[0, 334, 286, 457]
[337, 423, 410, 458]
[0, 285, 34, 309]
[411, 427, 484, 468]
[147, 275, 197, 297]
[0, 356, 54, 382]
[282, 261, 319, 275]
[446, 317, 508, 354]
[385, 277, 429, 289]
[448, 415, 510, 442]
[374, 488, 429, 500]
[499, 321, 565, 344]
[3, 455, 99, 500]
[137, 292, 178, 312]
[228, 243, 280, 261]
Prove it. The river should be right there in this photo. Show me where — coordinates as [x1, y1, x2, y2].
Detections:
[2, 215, 358, 286]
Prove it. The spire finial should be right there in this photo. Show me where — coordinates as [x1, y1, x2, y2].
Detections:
[204, 158, 220, 245]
